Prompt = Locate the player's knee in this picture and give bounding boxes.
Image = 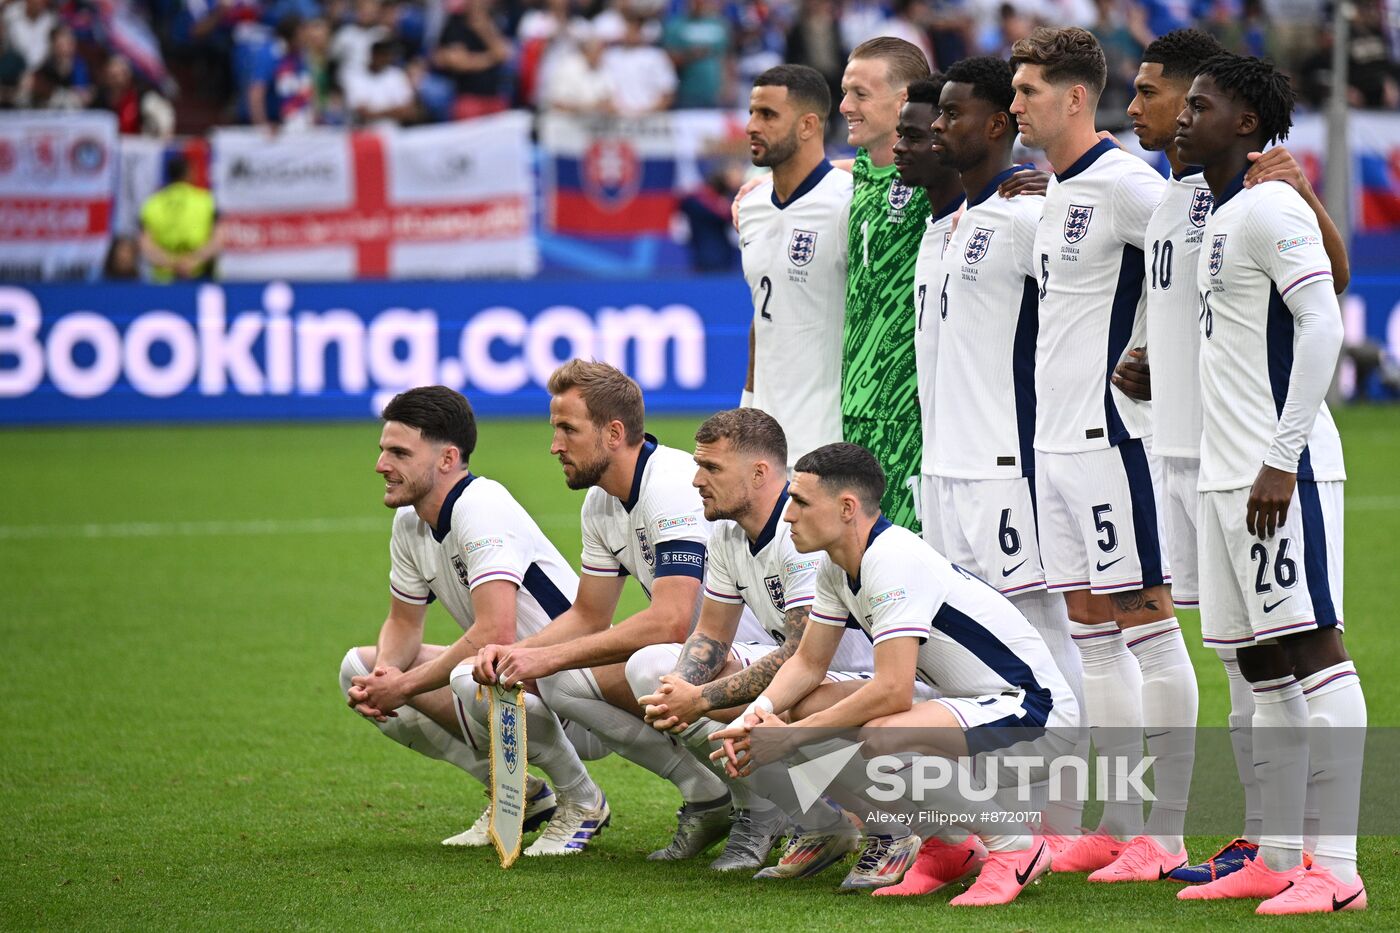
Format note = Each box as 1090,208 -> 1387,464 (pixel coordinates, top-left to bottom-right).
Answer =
623,644 -> 678,701
339,646 -> 372,697
448,660 -> 475,700
538,666 -> 587,713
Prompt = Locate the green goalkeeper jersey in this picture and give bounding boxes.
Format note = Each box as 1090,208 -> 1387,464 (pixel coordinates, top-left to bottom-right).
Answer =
842,149 -> 930,528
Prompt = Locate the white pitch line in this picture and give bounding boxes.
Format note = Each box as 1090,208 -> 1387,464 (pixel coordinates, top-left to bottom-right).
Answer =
0,516 -> 386,541
1348,495 -> 1400,512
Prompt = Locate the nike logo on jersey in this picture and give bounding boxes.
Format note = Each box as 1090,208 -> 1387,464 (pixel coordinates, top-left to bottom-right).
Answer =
736,583 -> 748,591
1014,843 -> 1046,886
610,547 -> 626,556
1263,596 -> 1293,613
1002,560 -> 1028,577
1095,557 -> 1125,572
1145,731 -> 1170,740
1333,889 -> 1364,910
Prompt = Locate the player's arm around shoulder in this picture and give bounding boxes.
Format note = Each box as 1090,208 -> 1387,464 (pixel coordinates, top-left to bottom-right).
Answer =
1109,160 -> 1168,249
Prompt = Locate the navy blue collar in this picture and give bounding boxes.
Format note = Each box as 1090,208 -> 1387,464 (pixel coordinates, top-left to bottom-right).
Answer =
431,472 -> 477,543
1172,164 -> 1204,181
771,160 -> 833,210
931,192 -> 965,223
846,515 -> 894,593
620,434 -> 659,513
1211,167 -> 1249,213
969,164 -> 1033,208
1055,138 -> 1116,182
749,485 -> 789,556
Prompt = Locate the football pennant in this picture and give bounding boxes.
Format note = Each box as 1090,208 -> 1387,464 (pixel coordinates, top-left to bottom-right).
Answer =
485,683 -> 528,868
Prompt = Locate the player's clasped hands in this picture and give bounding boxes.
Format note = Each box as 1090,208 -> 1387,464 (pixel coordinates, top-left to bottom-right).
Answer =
472,643 -> 548,689
638,675 -> 704,733
347,665 -> 409,722
707,708 -> 797,778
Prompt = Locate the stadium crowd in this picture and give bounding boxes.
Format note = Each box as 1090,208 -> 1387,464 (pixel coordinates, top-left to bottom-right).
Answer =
0,0 -> 1396,134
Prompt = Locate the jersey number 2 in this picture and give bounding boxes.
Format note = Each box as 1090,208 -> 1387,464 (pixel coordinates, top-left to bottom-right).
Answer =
759,275 -> 773,321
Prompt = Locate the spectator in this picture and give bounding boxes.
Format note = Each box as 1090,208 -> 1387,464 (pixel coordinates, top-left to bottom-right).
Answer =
540,23 -> 615,112
139,153 -> 222,282
728,0 -> 784,108
602,10 -> 676,113
0,17 -> 29,105
247,15 -> 319,128
40,23 -> 91,107
516,0 -> 579,106
840,0 -> 888,51
663,0 -> 730,108
784,0 -> 845,131
432,0 -> 512,119
344,36 -> 417,121
678,160 -> 742,271
1262,0 -> 1325,77
877,0 -> 936,69
990,1 -> 1033,57
96,55 -> 142,131
1091,0 -> 1149,124
331,0 -> 387,83
3,0 -> 54,71
1299,0 -> 1400,109
104,235 -> 140,281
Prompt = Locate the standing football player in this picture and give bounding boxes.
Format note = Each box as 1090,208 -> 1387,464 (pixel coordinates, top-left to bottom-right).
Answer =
1174,53 -> 1366,915
1010,26 -> 1179,872
738,64 -> 851,469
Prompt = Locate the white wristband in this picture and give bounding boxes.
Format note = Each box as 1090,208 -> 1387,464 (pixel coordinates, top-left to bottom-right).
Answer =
742,695 -> 774,721
740,389 -> 755,408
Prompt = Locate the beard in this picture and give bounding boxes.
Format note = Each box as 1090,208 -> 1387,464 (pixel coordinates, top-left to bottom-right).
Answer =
384,469 -> 433,508
563,445 -> 610,490
706,493 -> 753,523
753,127 -> 800,168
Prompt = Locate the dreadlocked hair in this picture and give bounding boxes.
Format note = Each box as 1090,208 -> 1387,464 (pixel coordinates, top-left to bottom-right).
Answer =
1197,52 -> 1295,144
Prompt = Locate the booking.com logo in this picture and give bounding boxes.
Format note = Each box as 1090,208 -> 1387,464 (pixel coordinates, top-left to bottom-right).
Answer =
786,742 -> 1158,811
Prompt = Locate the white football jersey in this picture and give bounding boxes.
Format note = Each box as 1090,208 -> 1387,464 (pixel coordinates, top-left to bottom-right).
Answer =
1146,170 -> 1214,458
933,169 -> 1043,479
1033,140 -> 1166,453
579,437 -> 773,643
913,194 -> 965,473
1196,176 -> 1346,491
809,519 -> 1072,710
740,161 -> 852,467
705,487 -> 875,671
389,474 -> 578,639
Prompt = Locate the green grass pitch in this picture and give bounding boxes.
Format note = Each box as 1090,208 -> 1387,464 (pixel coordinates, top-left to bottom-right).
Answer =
3,408 -> 1398,930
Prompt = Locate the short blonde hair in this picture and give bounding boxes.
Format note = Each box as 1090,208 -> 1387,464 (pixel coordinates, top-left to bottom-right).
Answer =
547,359 -> 645,445
849,36 -> 931,91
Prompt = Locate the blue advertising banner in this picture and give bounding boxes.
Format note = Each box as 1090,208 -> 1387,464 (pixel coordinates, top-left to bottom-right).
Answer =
0,278 -> 752,424
3,274 -> 1398,424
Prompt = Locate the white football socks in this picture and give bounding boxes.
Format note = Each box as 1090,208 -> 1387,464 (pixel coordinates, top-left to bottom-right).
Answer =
446,663 -> 604,807
1013,590 -> 1085,836
1219,648 -> 1262,842
1069,620 -> 1144,840
1126,617 -> 1197,852
1250,675 -> 1308,872
338,648 -> 491,784
1299,661 -> 1366,884
540,666 -> 729,804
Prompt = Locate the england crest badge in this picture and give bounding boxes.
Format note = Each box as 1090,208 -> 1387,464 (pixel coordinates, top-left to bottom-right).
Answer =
1189,187 -> 1212,228
451,554 -> 471,589
888,179 -> 913,211
764,574 -> 785,613
964,227 -> 994,264
1209,234 -> 1227,275
788,229 -> 817,266
636,529 -> 655,567
1064,204 -> 1094,243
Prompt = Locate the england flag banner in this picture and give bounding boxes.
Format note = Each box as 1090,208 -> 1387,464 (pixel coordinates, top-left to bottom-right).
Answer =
487,684 -> 528,868
0,111 -> 117,281
212,113 -> 537,280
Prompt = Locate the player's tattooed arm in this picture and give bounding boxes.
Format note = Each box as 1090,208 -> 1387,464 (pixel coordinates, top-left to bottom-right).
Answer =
699,607 -> 808,710
674,632 -> 731,685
